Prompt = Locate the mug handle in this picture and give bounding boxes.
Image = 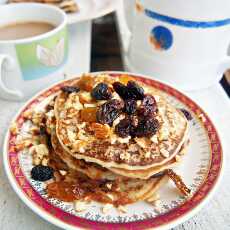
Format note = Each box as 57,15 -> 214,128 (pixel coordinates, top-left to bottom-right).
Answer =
0,54 -> 23,100
117,0 -> 136,53
219,56 -> 230,76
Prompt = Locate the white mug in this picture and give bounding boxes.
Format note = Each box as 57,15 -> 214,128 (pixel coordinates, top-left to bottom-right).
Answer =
122,0 -> 230,91
0,3 -> 68,101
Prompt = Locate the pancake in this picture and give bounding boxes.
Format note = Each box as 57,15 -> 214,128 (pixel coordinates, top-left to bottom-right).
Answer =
50,131 -> 124,180
54,74 -> 188,170
50,127 -> 188,180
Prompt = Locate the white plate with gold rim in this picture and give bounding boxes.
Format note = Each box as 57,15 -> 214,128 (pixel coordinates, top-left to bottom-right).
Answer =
3,71 -> 224,230
67,0 -> 118,24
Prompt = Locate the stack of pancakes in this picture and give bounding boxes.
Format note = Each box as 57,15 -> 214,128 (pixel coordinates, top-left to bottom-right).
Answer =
44,74 -> 190,206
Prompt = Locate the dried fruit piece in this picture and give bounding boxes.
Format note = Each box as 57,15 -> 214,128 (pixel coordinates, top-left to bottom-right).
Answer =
96,99 -> 124,126
31,165 -> 53,181
139,95 -> 157,117
115,116 -> 137,138
119,74 -> 134,84
124,99 -> 137,115
180,108 -> 192,121
113,82 -> 131,99
61,86 -> 80,94
113,80 -> 145,100
79,92 -> 92,104
91,83 -> 112,100
77,75 -> 95,91
91,123 -> 110,139
80,107 -> 97,122
126,81 -> 144,100
135,117 -> 159,137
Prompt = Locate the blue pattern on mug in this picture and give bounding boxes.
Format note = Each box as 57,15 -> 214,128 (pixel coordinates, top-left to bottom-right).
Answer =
150,26 -> 173,50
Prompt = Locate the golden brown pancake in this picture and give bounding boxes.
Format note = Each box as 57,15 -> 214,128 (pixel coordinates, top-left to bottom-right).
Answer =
54,75 -> 188,170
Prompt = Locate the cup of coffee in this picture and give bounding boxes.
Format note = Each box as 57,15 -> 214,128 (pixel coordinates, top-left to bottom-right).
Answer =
122,0 -> 230,91
0,3 -> 68,101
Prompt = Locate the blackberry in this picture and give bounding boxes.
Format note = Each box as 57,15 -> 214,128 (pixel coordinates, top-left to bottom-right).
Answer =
31,165 -> 53,181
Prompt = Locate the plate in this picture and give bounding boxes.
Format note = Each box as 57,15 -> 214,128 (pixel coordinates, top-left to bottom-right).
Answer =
67,0 -> 118,24
3,72 -> 224,230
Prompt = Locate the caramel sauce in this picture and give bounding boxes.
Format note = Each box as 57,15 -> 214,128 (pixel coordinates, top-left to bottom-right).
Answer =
46,173 -> 132,206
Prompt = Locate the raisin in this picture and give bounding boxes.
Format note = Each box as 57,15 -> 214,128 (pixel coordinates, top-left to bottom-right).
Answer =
139,95 -> 157,117
113,82 -> 131,99
113,81 -> 145,100
180,108 -> 192,121
31,165 -> 53,181
96,99 -> 124,126
91,83 -> 112,100
127,81 -> 144,100
115,116 -> 137,138
135,117 -> 159,137
124,99 -> 137,115
61,86 -> 80,94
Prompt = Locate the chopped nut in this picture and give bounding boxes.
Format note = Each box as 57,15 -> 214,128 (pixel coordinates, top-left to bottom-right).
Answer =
120,152 -> 131,161
198,113 -> 206,122
10,122 -> 18,135
145,151 -> 151,158
135,137 -> 148,149
146,193 -> 160,203
84,103 -> 97,108
23,109 -> 32,119
159,126 -> 170,141
34,144 -> 49,157
150,135 -> 158,144
67,129 -> 76,142
117,205 -> 127,214
32,144 -> 49,165
32,112 -> 44,125
74,200 -> 87,212
72,140 -> 87,153
160,148 -> 169,158
106,193 -> 114,201
59,170 -> 67,176
101,203 -> 113,214
41,157 -> 49,166
153,199 -> 161,207
154,95 -> 160,102
105,183 -> 112,190
79,92 -> 92,104
175,155 -> 181,162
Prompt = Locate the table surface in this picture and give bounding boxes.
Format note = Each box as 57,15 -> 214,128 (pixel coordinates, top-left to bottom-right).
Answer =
0,5 -> 230,230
